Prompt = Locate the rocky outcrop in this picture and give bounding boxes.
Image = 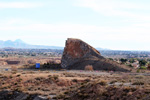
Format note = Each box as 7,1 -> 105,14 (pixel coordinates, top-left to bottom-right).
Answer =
0,90 -> 48,100
61,38 -> 104,68
61,38 -> 129,72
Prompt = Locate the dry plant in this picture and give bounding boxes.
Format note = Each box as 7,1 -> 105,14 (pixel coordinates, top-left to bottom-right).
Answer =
11,66 -> 18,71
27,59 -> 36,64
84,65 -> 94,71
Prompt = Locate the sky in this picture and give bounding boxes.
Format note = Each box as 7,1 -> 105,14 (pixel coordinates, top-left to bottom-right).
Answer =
0,0 -> 150,50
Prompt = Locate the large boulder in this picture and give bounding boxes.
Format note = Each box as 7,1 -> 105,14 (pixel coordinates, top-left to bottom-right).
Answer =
61,38 -> 129,72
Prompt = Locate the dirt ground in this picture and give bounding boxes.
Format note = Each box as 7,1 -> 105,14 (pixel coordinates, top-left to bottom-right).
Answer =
0,69 -> 150,100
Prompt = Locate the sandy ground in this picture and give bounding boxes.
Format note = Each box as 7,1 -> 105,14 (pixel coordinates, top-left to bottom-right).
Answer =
0,68 -> 150,99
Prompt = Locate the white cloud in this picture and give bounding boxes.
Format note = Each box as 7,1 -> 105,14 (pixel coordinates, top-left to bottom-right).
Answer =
0,2 -> 43,8
75,0 -> 150,21
1,18 -> 32,25
0,21 -> 150,50
1,23 -> 150,42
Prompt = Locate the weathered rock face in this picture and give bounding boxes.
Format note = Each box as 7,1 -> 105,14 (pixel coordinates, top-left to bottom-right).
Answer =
61,38 -> 103,68
61,38 -> 129,72
64,38 -> 101,58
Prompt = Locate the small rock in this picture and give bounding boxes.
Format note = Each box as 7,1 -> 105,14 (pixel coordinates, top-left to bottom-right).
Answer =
33,95 -> 48,100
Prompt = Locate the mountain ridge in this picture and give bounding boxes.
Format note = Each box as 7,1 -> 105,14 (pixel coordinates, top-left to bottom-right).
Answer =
0,39 -> 109,50
0,39 -> 63,49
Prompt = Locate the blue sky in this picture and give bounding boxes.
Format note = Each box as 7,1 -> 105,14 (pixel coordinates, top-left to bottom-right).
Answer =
0,0 -> 150,50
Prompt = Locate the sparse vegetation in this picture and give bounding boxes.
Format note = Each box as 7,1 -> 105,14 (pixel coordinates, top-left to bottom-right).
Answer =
84,65 -> 94,71
0,69 -> 149,100
0,48 -> 150,99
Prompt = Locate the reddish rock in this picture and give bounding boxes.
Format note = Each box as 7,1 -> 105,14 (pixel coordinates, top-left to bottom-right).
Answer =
64,38 -> 100,59
61,38 -> 129,72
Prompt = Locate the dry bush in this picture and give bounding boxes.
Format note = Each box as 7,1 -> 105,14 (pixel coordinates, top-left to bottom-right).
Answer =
99,80 -> 107,86
27,59 -> 36,64
132,81 -> 144,85
0,61 -> 7,65
55,60 -> 61,64
84,65 -> 94,71
11,66 -> 18,71
147,64 -> 150,70
46,60 -> 55,64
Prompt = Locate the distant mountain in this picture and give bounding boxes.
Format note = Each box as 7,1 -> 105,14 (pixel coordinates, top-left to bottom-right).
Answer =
96,47 -> 111,50
0,39 -> 64,49
0,39 -> 110,50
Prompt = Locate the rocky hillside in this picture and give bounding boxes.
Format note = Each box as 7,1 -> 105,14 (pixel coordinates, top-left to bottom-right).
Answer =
59,80 -> 149,100
61,38 -> 130,72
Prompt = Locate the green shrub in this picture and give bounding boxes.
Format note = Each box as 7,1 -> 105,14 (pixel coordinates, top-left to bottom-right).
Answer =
128,64 -> 133,68
139,60 -> 147,66
140,66 -> 147,70
72,79 -> 78,82
110,80 -> 117,84
99,80 -> 107,86
137,69 -> 140,73
132,81 -> 144,85
108,58 -> 113,61
53,75 -> 59,80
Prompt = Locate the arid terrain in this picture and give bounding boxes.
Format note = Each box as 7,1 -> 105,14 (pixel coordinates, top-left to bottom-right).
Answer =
1,0 -> 150,99
1,69 -> 150,100
0,39 -> 150,100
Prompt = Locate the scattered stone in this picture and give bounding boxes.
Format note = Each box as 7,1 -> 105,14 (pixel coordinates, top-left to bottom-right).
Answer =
14,93 -> 29,100
33,96 -> 48,100
0,90 -> 48,100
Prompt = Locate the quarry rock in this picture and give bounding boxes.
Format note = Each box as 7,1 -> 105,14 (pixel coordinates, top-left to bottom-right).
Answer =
61,38 -> 129,72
